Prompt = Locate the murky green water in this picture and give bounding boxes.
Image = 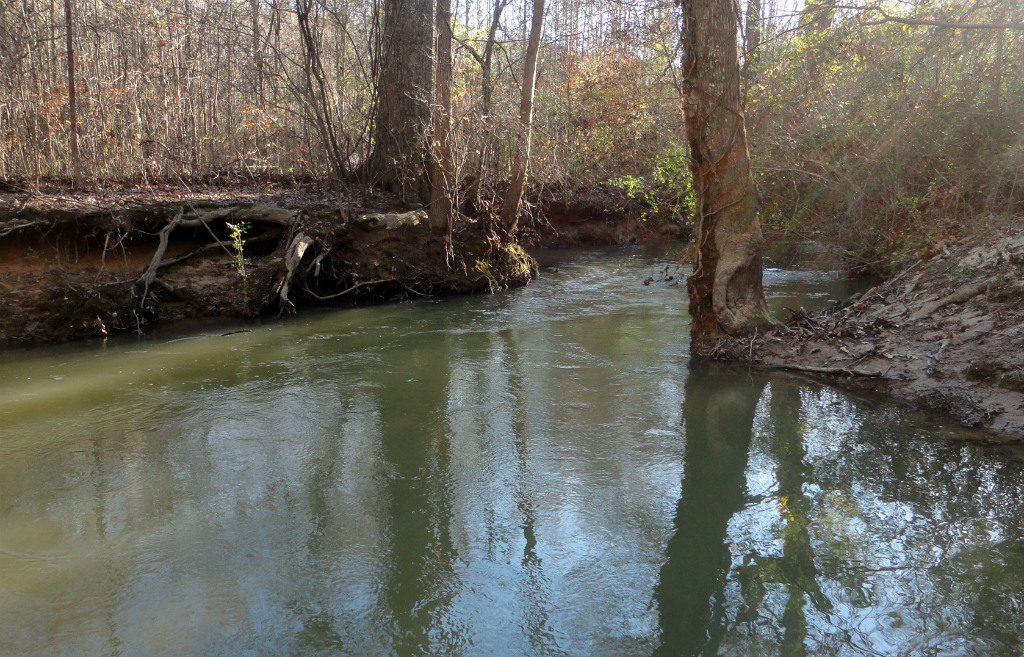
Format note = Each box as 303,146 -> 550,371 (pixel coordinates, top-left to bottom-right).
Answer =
2,249 -> 1023,657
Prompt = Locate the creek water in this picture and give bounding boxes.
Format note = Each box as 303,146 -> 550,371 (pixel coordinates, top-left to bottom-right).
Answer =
1,249 -> 1023,657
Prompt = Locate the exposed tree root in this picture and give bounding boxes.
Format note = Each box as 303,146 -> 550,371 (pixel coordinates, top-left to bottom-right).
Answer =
135,206 -> 184,307
277,233 -> 314,315
301,279 -> 394,301
0,197 -> 535,348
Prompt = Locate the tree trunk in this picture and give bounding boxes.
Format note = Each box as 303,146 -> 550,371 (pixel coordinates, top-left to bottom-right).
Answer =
680,0 -> 772,355
364,0 -> 435,204
428,0 -> 455,230
500,0 -> 545,233
480,0 -> 508,115
743,0 -> 762,79
64,0 -> 81,186
802,0 -> 836,32
467,0 -> 510,206
250,0 -> 264,108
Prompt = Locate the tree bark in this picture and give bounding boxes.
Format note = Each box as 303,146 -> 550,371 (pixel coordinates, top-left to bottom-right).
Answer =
428,0 -> 455,230
743,0 -> 762,79
364,0 -> 435,204
500,0 -> 545,233
64,0 -> 81,186
681,0 -> 772,355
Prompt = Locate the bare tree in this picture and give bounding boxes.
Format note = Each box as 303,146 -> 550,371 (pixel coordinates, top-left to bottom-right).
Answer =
500,0 -> 545,233
64,0 -> 80,185
295,0 -> 351,182
458,0 -> 511,204
429,0 -> 455,230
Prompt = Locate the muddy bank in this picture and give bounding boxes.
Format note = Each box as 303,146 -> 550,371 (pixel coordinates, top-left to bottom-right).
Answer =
0,188 -> 535,347
0,179 -> 687,348
524,184 -> 690,248
725,222 -> 1024,440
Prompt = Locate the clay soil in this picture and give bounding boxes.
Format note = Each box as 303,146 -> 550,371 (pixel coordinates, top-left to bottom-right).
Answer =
738,220 -> 1024,441
0,181 -> 535,347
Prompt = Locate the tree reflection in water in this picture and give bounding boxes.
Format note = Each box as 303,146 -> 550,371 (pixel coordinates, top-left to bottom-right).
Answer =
656,365 -> 1024,656
655,363 -> 766,657
3,251 -> 1024,657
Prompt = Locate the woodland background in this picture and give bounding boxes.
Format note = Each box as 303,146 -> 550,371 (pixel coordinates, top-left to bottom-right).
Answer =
1,0 -> 1022,270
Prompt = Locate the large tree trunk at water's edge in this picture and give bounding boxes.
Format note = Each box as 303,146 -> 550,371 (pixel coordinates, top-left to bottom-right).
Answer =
681,0 -> 772,355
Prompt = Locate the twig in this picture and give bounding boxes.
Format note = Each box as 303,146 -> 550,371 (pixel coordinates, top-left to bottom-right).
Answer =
767,363 -> 885,377
159,240 -> 234,267
399,282 -> 431,297
0,220 -> 44,238
301,279 -> 392,301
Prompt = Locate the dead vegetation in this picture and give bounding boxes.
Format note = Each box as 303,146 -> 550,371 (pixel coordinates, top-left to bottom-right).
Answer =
729,223 -> 1024,439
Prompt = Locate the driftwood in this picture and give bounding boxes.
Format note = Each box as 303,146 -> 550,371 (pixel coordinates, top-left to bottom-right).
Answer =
766,363 -> 886,377
277,233 -> 313,315
909,282 -> 988,321
354,210 -> 426,229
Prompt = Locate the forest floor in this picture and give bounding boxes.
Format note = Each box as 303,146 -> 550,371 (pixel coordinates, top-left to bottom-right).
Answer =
731,217 -> 1024,440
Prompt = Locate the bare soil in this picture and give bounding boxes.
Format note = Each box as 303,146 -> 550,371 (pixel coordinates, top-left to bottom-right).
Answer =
734,222 -> 1024,441
0,182 -> 535,347
531,183 -> 690,248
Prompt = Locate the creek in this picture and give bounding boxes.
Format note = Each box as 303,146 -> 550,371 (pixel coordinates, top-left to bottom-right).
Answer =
1,248 -> 1023,657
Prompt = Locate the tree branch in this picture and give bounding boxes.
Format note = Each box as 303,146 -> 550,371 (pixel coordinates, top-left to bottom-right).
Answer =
836,4 -> 1024,31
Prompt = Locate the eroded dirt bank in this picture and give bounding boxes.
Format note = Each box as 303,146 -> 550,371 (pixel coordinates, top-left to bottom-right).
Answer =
0,186 -> 535,347
730,222 -> 1024,440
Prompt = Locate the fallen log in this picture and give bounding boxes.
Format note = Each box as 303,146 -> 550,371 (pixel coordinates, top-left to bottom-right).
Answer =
354,210 -> 426,229
182,203 -> 297,227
